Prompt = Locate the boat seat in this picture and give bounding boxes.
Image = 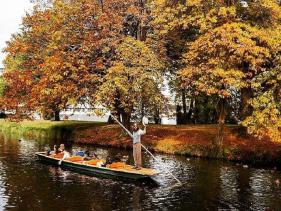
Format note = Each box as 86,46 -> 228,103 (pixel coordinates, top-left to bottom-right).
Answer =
84,159 -> 105,166
66,156 -> 84,162
50,153 -> 64,159
107,162 -> 126,169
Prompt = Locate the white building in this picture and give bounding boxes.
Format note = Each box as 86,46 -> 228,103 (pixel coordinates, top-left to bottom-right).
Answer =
56,76 -> 178,124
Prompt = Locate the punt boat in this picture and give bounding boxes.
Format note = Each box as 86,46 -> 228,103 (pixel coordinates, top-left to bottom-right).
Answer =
36,152 -> 159,184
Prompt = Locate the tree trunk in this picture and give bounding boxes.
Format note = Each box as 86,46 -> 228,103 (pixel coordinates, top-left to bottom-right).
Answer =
98,0 -> 104,12
54,110 -> 60,121
193,100 -> 199,124
113,93 -> 122,123
215,98 -> 227,147
187,98 -> 194,123
121,112 -> 131,131
154,108 -> 161,124
41,109 -> 47,120
41,109 -> 53,120
137,0 -> 147,41
202,96 -> 209,123
240,87 -> 253,121
141,101 -> 145,120
176,105 -> 183,124
181,88 -> 187,124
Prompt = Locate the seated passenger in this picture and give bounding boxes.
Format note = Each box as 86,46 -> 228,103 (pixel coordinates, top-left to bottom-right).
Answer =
49,145 -> 57,156
84,151 -> 99,161
83,151 -> 92,161
58,144 -> 65,153
102,154 -> 122,167
75,150 -> 85,157
58,144 -> 70,165
44,146 -> 50,155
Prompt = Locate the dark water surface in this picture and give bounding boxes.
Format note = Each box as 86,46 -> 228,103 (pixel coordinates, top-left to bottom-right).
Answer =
0,133 -> 281,211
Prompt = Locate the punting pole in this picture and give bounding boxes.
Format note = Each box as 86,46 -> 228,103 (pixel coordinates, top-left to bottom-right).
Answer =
109,114 -> 182,185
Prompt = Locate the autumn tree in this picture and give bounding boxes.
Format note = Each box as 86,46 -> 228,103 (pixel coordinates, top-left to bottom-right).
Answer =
243,56 -> 281,141
97,37 -> 165,129
150,0 -> 214,125
2,0 -> 136,120
0,76 -> 6,116
152,0 -> 281,143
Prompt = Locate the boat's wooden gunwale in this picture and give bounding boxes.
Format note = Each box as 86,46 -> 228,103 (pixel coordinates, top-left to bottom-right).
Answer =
35,152 -> 159,177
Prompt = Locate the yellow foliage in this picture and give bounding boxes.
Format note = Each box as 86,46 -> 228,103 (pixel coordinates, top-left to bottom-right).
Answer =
97,37 -> 166,115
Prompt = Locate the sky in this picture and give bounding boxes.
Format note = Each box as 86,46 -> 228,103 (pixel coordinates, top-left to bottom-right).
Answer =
0,1 -> 34,68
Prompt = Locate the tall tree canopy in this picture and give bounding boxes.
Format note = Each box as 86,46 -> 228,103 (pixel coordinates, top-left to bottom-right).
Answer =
152,0 -> 281,143
2,0 -> 136,120
97,37 -> 165,129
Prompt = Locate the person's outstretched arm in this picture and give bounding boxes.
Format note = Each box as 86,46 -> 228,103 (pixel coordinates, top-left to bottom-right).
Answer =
139,126 -> 146,135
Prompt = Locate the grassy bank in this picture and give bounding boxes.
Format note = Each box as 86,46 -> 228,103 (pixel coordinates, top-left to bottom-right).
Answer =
0,119 -> 103,140
73,124 -> 281,167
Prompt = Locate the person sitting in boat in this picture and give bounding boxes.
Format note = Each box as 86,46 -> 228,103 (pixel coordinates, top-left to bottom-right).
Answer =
58,144 -> 66,153
74,147 -> 85,157
132,122 -> 146,170
48,145 -> 57,155
58,144 -> 70,165
102,153 -> 122,167
84,150 -> 99,161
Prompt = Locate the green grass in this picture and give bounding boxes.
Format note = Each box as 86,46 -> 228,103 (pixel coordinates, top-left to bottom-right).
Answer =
0,119 -> 103,128
0,119 -> 104,140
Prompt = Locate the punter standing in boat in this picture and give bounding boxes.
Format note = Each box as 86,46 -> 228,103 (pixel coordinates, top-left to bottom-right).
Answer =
132,122 -> 146,170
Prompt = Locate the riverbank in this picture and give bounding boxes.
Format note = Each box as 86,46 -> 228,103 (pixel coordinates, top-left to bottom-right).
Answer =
1,120 -> 281,166
74,124 -> 281,167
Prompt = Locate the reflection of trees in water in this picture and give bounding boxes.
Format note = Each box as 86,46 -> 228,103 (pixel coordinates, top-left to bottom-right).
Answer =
190,160 -> 221,209
219,166 -> 240,209
132,186 -> 142,210
249,170 -> 275,210
0,135 -> 22,209
0,137 -> 34,210
0,160 -> 8,209
219,165 -> 281,210
236,167 -> 251,209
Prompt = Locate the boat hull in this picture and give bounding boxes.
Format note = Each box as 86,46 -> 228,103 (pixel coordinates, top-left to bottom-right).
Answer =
36,152 -> 159,184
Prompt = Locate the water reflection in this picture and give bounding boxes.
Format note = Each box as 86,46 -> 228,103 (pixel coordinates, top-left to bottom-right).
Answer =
0,161 -> 8,209
219,166 -> 239,209
0,133 -> 281,210
249,170 -> 275,210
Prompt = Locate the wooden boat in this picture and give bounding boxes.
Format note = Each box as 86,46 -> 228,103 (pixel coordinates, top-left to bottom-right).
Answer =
35,152 -> 159,184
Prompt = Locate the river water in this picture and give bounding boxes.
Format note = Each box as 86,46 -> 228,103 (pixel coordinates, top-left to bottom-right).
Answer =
0,133 -> 281,211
